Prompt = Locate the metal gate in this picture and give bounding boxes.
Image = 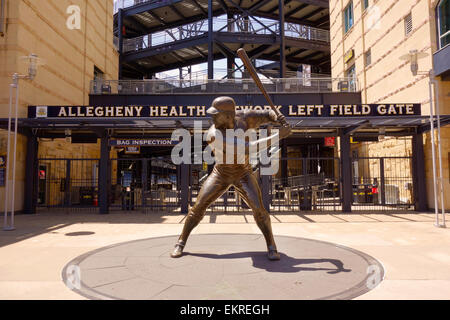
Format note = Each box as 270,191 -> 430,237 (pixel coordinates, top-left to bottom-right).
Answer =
36,156 -> 415,214
110,157 -> 180,212
350,157 -> 414,211
37,158 -> 99,211
270,157 -> 341,212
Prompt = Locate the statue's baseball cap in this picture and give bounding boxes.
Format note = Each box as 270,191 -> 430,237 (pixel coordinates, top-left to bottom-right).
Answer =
206,96 -> 236,115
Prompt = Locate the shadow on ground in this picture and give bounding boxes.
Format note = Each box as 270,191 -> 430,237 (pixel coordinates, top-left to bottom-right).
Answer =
186,251 -> 352,274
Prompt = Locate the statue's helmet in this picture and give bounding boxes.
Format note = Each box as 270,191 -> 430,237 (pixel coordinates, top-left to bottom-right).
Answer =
206,96 -> 236,115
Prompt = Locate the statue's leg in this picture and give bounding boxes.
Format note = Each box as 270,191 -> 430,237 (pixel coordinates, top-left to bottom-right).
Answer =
234,171 -> 280,260
171,169 -> 229,257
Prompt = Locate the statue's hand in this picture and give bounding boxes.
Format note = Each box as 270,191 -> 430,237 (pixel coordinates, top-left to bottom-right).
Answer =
277,114 -> 287,125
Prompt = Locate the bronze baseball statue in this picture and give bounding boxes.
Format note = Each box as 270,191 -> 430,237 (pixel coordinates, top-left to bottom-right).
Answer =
171,50 -> 292,261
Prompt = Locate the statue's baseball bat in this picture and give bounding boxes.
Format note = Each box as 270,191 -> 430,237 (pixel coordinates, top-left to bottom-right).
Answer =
237,48 -> 289,127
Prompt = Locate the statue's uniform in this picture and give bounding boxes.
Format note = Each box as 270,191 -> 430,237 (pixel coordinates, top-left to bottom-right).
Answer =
178,109 -> 278,251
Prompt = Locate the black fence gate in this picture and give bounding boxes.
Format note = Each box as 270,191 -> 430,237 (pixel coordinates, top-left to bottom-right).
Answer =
37,158 -> 99,211
270,157 -> 341,212
110,157 -> 181,212
36,156 -> 415,214
350,157 -> 414,211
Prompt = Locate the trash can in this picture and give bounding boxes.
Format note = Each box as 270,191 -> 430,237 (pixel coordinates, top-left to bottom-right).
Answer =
298,189 -> 312,210
372,179 -> 379,204
122,186 -> 135,210
352,185 -> 359,203
365,184 -> 373,203
80,187 -> 94,205
357,185 -> 366,203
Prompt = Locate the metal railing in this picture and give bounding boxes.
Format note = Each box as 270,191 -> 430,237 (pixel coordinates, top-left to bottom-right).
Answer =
121,18 -> 330,53
155,68 -> 331,80
90,77 -> 359,95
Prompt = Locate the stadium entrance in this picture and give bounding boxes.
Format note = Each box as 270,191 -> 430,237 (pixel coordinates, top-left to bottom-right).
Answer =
23,100 -> 432,215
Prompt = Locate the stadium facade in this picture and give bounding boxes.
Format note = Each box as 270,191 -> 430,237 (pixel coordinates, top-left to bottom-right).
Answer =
0,0 -> 448,215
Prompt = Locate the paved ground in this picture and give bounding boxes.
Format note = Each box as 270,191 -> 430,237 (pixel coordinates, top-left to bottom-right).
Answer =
62,234 -> 383,300
0,211 -> 449,300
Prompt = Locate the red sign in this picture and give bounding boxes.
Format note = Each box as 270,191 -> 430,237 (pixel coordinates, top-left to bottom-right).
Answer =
324,137 -> 335,147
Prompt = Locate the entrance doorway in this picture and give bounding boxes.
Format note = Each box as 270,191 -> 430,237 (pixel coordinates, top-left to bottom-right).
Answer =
110,145 -> 180,212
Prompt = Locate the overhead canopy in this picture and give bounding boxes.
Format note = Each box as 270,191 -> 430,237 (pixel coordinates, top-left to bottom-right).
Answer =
2,103 -> 447,138
4,115 -> 449,138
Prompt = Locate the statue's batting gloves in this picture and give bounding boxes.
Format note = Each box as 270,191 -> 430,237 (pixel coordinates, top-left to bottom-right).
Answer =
277,114 -> 286,124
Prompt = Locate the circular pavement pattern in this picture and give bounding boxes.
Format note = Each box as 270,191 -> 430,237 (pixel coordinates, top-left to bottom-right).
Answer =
62,234 -> 384,300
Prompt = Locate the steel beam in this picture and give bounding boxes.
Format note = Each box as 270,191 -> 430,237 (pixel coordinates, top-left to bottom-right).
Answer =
208,0 -> 214,79
180,164 -> 189,213
146,52 -> 224,74
99,130 -> 110,214
64,160 -> 71,207
190,0 -> 207,14
118,8 -> 124,79
122,0 -> 183,17
412,132 -> 428,211
169,4 -> 185,19
123,34 -> 208,62
24,129 -> 38,214
342,120 -> 370,135
261,168 -> 271,212
286,3 -> 308,17
300,7 -> 324,20
124,10 -> 224,38
340,131 -> 352,212
293,0 -> 329,8
380,157 -> 386,205
279,0 -> 286,78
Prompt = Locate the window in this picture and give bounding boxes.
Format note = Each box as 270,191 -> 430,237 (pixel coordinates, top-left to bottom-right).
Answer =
346,64 -> 357,91
346,64 -> 356,78
437,0 -> 450,48
362,0 -> 369,11
94,66 -> 104,81
404,13 -> 413,36
344,1 -> 354,34
365,49 -> 372,67
93,66 -> 105,93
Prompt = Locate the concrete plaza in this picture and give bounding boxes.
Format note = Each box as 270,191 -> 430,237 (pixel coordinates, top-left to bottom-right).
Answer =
0,210 -> 449,300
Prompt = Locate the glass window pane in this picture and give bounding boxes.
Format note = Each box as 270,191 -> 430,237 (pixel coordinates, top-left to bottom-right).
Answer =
363,0 -> 369,10
344,1 -> 354,33
439,0 -> 450,47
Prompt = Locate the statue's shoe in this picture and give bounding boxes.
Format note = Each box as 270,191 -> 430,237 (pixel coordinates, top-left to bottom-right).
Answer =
267,245 -> 280,261
170,240 -> 186,258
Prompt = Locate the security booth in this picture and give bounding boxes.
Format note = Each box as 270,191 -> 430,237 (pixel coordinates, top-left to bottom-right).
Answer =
11,100 -> 448,215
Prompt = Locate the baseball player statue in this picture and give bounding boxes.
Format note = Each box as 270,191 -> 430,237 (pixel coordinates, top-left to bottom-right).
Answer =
171,96 -> 292,260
